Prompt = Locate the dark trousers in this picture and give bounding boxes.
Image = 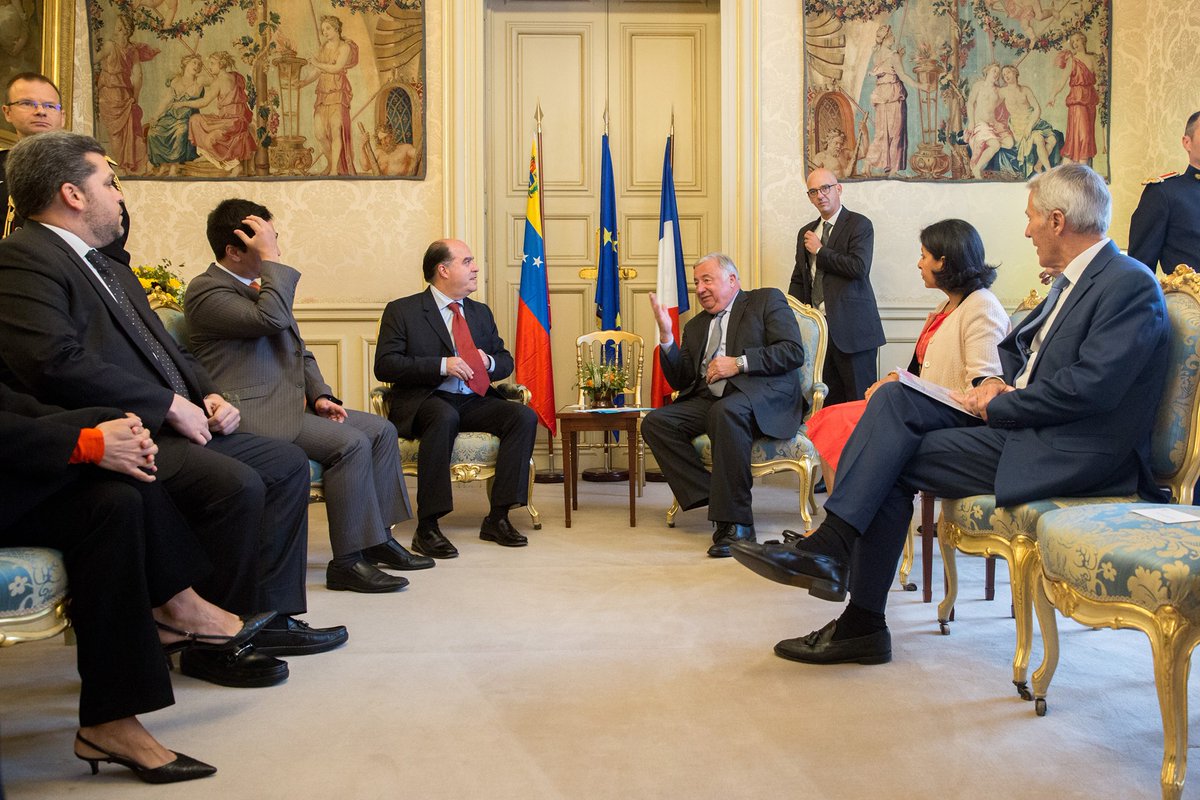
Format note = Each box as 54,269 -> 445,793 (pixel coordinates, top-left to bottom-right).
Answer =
641,387 -> 762,525
408,391 -> 538,521
823,343 -> 878,405
1,476 -> 208,726
156,431 -> 310,617
824,381 -> 1003,614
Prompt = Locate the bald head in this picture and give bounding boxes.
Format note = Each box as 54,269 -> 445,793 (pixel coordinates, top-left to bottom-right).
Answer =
806,168 -> 843,219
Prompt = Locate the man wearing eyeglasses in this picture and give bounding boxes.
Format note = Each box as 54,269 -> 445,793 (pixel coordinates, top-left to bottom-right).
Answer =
788,168 -> 885,406
1,72 -> 132,265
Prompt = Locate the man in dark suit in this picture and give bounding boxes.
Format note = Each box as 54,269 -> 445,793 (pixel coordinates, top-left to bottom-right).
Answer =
1128,110 -> 1200,274
0,131 -> 346,686
788,168 -> 885,405
735,164 -> 1171,666
375,238 -> 538,558
186,198 -> 428,594
643,253 -> 805,558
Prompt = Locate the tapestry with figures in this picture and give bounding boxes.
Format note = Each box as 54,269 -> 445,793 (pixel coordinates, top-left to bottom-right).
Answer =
85,0 -> 425,179
804,0 -> 1111,182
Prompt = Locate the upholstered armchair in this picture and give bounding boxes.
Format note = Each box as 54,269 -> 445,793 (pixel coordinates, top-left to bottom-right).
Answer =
150,296 -> 326,503
370,384 -> 541,529
0,548 -> 70,647
665,296 -> 828,530
1028,266 -> 1200,799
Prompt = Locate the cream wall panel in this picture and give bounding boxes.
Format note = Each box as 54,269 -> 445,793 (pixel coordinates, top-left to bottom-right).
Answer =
294,306 -> 386,413
508,214 -> 593,265
624,213 -> 705,264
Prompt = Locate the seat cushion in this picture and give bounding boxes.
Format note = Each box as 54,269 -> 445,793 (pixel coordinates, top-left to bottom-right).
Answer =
1038,504 -> 1200,620
940,494 -> 1137,542
690,432 -> 818,468
308,459 -> 324,484
0,548 -> 68,619
398,432 -> 501,468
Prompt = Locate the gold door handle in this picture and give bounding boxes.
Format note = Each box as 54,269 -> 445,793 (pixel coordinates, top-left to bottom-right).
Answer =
578,267 -> 638,280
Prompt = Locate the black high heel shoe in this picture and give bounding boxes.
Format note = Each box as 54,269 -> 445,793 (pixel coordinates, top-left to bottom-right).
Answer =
159,610 -> 277,655
74,732 -> 217,784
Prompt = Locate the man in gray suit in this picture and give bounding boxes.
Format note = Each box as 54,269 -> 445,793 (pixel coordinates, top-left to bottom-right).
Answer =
186,198 -> 431,594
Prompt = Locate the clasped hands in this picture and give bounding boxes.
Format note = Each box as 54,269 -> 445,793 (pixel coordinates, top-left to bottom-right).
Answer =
97,413 -> 158,482
445,350 -> 489,381
166,393 -> 241,444
949,378 -> 1013,421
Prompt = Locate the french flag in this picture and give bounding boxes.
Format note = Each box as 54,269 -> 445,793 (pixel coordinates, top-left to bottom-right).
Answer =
651,135 -> 689,407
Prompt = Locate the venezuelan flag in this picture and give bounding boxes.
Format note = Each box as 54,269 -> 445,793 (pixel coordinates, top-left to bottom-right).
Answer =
515,138 -> 556,434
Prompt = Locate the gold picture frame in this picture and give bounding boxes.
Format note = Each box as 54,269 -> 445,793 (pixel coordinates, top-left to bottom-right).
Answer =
0,0 -> 74,146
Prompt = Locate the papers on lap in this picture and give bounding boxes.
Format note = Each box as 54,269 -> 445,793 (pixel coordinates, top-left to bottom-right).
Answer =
895,368 -> 981,418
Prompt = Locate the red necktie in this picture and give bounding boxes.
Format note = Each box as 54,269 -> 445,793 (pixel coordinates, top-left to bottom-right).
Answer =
449,302 -> 490,396
248,280 -> 261,292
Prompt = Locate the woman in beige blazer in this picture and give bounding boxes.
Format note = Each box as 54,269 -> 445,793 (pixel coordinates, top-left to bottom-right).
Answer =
810,219 -> 1009,484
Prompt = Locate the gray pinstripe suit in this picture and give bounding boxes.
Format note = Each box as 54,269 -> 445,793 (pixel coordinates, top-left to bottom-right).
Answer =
185,260 -> 412,556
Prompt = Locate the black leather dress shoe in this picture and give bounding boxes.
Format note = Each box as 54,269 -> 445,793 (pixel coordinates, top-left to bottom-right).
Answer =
707,522 -> 756,558
179,645 -> 289,688
252,616 -> 349,657
480,516 -> 528,547
774,619 -> 891,665
326,560 -> 409,593
412,524 -> 459,559
729,540 -> 849,601
363,538 -> 435,570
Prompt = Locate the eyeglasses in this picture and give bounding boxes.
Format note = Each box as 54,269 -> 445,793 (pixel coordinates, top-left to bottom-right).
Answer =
4,99 -> 63,112
806,183 -> 838,198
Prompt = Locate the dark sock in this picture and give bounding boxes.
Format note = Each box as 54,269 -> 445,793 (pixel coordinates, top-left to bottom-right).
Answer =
263,615 -> 293,631
486,507 -> 509,523
331,552 -> 362,568
417,517 -> 438,531
795,511 -> 857,562
832,602 -> 887,640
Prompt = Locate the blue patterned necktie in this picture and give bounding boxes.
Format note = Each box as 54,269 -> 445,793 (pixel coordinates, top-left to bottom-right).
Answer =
85,249 -> 190,396
1014,274 -> 1071,380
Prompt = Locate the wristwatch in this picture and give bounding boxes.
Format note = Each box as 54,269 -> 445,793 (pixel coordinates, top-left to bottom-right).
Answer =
736,355 -> 748,373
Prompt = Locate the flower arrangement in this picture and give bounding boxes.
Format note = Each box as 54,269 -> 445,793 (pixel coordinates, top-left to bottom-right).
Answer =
577,358 -> 629,407
133,258 -> 187,306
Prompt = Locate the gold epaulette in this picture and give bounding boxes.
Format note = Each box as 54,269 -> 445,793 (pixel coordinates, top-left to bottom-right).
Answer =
105,155 -> 125,193
1142,171 -> 1179,185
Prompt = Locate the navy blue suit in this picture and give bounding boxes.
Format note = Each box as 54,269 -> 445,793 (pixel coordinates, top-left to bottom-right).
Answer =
789,208 -> 885,404
1128,164 -> 1200,273
824,241 -> 1170,613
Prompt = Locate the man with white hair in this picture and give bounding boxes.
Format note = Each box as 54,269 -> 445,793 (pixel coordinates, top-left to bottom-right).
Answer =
735,164 -> 1171,666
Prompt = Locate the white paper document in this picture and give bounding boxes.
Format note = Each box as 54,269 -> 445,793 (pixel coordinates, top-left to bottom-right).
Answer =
894,368 -> 981,418
1130,507 -> 1200,524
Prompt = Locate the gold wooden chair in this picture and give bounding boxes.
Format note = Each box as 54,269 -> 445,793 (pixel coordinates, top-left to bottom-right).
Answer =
0,548 -> 70,647
664,296 -> 828,529
1030,266 -> 1200,799
370,384 -> 541,529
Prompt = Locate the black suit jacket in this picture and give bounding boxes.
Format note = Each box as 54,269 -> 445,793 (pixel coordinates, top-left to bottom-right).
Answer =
1128,164 -> 1200,273
660,287 -> 805,439
0,383 -> 119,533
0,221 -> 216,435
789,207 -> 885,354
374,287 -> 515,437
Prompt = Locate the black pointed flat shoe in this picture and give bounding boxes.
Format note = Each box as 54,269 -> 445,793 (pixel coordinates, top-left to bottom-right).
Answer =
159,610 -> 277,655
74,732 -> 217,784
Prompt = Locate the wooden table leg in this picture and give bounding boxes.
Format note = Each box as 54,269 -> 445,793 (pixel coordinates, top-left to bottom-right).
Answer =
627,419 -> 636,526
563,427 -> 573,528
570,430 -> 579,510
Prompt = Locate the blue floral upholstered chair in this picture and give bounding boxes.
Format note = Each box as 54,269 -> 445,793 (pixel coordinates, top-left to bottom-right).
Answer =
370,384 -> 541,530
0,548 -> 70,647
1028,266 -> 1200,800
664,296 -> 828,531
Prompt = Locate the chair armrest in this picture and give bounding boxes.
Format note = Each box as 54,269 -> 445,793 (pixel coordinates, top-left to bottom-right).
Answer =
370,383 -> 530,416
370,386 -> 390,418
805,381 -> 828,421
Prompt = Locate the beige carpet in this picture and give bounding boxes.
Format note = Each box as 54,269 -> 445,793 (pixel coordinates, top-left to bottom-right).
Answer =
0,476 -> 1188,799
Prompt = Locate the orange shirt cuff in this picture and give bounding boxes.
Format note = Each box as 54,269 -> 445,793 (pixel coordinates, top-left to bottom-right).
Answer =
69,428 -> 106,465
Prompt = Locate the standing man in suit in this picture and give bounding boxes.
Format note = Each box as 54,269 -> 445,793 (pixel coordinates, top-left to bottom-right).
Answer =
1,72 -> 131,264
0,131 -> 346,686
375,238 -> 538,558
185,198 -> 429,594
642,253 -> 805,558
1128,110 -> 1200,273
789,168 -> 885,405
734,164 -> 1170,666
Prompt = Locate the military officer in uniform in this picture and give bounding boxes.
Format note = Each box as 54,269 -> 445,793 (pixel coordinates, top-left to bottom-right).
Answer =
1128,110 -> 1200,274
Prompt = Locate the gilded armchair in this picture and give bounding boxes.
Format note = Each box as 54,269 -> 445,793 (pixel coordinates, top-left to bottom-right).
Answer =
370,384 -> 541,529
0,548 -> 70,646
1029,266 -> 1200,799
665,296 -> 828,530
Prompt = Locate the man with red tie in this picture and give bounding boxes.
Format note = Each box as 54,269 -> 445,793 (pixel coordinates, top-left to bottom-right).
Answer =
375,239 -> 538,557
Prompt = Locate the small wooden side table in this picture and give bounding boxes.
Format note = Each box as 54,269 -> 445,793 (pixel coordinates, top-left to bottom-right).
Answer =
557,407 -> 640,528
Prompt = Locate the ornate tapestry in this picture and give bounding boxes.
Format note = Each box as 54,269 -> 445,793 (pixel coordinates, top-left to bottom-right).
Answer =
804,0 -> 1111,182
84,0 -> 425,179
